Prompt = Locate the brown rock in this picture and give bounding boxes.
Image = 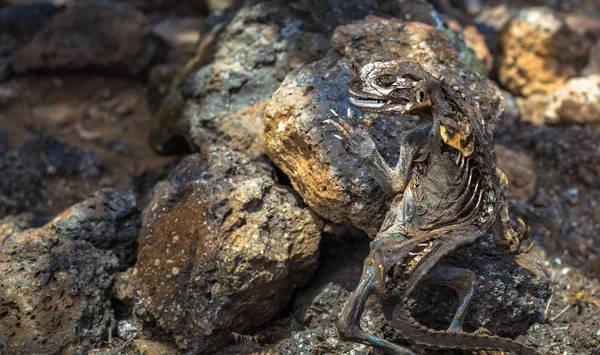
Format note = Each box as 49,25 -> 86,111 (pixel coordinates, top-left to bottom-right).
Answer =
133,146 -> 322,353
497,7 -> 590,97
0,238 -> 118,354
496,145 -> 537,202
265,17 -> 505,235
13,2 -> 157,76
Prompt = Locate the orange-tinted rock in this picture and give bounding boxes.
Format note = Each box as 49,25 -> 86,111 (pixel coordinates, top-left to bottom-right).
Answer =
265,17 -> 505,235
497,7 -> 590,97
134,146 -> 322,352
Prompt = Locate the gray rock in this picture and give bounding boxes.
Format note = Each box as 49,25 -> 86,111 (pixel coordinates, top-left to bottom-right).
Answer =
265,16 -> 505,235
133,145 -> 322,353
273,327 -> 373,355
1,188 -> 140,267
45,188 -> 141,267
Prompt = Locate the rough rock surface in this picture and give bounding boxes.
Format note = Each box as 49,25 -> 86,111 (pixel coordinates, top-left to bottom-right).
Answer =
497,7 -> 590,97
0,223 -> 118,354
265,16 -> 505,235
148,0 -> 486,158
148,0 -> 335,156
0,186 -> 143,353
134,146 -> 322,353
405,237 -> 550,336
13,2 -> 157,76
45,189 -> 140,267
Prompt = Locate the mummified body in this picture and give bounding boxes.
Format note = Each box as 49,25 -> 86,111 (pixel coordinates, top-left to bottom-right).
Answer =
326,61 -> 538,355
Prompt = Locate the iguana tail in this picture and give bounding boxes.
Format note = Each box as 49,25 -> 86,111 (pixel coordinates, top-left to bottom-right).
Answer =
389,308 -> 540,355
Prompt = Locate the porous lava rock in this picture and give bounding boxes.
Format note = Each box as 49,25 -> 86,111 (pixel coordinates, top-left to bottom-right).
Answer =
264,16 -> 505,235
44,188 -> 141,267
13,2 -> 157,76
133,146 -> 322,353
0,201 -> 124,355
148,0 -> 486,158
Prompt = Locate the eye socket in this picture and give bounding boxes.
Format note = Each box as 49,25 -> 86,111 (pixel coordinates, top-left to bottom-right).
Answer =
376,74 -> 397,87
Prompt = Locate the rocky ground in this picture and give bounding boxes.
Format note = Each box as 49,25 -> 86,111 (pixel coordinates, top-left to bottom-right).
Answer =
0,0 -> 599,354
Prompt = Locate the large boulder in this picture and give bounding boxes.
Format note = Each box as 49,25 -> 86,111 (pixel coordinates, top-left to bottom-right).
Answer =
133,146 -> 322,353
264,16 -> 505,235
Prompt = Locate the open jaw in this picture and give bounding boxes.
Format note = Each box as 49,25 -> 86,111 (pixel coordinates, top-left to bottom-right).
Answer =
348,95 -> 388,109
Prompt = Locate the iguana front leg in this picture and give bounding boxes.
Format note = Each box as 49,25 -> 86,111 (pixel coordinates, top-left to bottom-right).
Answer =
490,169 -> 533,254
325,109 -> 418,196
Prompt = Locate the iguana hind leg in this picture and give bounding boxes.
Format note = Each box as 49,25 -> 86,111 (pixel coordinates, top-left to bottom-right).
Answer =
424,265 -> 476,333
491,169 -> 533,254
337,256 -> 416,355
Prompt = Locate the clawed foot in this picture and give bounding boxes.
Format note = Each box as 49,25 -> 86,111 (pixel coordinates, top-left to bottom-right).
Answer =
498,218 -> 533,255
324,108 -> 376,160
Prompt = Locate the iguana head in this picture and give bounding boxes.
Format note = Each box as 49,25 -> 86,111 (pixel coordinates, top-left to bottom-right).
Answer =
347,60 -> 433,115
